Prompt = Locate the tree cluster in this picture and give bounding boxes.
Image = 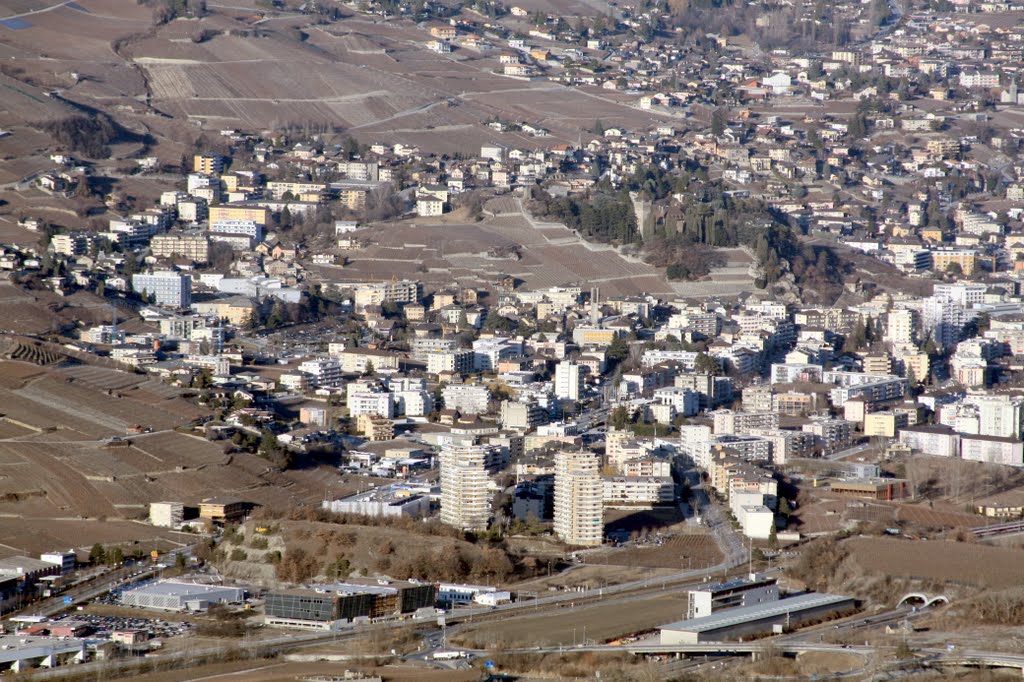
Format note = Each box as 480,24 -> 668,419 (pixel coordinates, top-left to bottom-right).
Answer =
37,114 -> 127,159
531,191 -> 638,244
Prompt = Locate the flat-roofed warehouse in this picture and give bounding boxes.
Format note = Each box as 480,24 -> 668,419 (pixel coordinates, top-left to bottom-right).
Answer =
120,580 -> 246,611
265,581 -> 437,630
0,635 -> 85,673
659,593 -> 857,644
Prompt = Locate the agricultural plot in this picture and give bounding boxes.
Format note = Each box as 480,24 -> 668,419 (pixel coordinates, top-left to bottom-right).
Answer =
846,537 -> 1024,589
0,442 -> 114,517
336,205 -> 677,297
0,518 -> 186,560
57,365 -> 148,392
0,360 -> 45,389
587,533 -> 722,570
0,3 -> 150,62
0,419 -> 37,439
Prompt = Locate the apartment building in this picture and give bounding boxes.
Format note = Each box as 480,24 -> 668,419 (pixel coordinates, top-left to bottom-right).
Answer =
553,450 -> 603,546
603,476 -> 675,509
193,154 -> 224,175
712,410 -> 780,436
297,358 -> 343,388
334,347 -> 400,374
443,384 -> 491,415
151,233 -> 210,262
132,271 -> 191,307
427,349 -> 474,375
208,205 -> 271,228
898,424 -> 960,458
351,280 -> 422,310
439,444 -> 500,530
553,360 -> 584,401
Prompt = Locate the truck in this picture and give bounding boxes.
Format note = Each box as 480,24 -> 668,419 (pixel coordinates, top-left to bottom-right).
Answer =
432,650 -> 466,660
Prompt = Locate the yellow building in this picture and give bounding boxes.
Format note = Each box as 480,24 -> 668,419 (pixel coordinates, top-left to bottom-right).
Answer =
265,181 -> 327,199
573,327 -> 617,346
209,205 -> 271,227
920,228 -> 944,242
899,352 -> 930,384
199,497 -> 247,523
357,414 -> 394,441
926,138 -> 960,158
339,188 -> 368,211
772,391 -> 815,415
931,247 -> 976,275
193,154 -> 224,175
863,411 -> 908,438
861,353 -> 893,375
193,297 -> 257,326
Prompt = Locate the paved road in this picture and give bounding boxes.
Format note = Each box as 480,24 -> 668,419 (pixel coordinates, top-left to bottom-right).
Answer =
826,441 -> 873,461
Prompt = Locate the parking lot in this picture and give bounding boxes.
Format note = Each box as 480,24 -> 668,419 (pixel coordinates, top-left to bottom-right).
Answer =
54,611 -> 192,639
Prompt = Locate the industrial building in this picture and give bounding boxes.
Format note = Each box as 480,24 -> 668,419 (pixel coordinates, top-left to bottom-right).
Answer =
39,551 -> 76,575
120,581 -> 246,611
659,593 -> 857,644
198,497 -> 248,523
149,501 -> 185,528
264,581 -> 437,630
322,487 -> 430,519
0,635 -> 85,673
687,575 -> 780,619
437,583 -> 499,606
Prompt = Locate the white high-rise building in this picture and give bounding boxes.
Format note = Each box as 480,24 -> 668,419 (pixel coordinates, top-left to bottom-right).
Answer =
553,360 -> 584,401
553,450 -> 603,546
439,444 -> 497,530
968,394 -> 1024,439
921,295 -> 974,349
885,308 -> 916,345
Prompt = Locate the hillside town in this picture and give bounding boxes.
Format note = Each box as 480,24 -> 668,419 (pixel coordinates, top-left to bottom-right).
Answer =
6,0 -> 1024,678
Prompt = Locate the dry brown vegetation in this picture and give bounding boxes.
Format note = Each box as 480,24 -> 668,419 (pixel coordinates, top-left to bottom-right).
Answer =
785,533 -> 1024,612
219,516 -> 543,586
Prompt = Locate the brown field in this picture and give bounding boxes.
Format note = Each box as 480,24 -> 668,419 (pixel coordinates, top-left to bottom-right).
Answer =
791,493 -> 989,537
0,360 -> 349,524
845,537 -> 1024,589
131,661 -> 479,682
321,200 -> 677,298
453,590 -> 691,647
0,518 -> 189,559
586,533 -> 723,570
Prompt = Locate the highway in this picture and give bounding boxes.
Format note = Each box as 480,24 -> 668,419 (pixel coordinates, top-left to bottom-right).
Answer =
972,518 -> 1024,539
6,546 -> 196,621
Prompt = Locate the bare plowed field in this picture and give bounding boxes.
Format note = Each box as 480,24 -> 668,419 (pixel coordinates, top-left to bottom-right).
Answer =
0,518 -> 187,559
846,537 -> 1024,589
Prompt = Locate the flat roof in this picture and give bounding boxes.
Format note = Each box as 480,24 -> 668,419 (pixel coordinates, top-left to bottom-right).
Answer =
0,635 -> 84,664
660,593 -> 854,634
0,556 -> 57,572
274,582 -> 400,597
699,575 -> 776,594
124,581 -> 244,598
